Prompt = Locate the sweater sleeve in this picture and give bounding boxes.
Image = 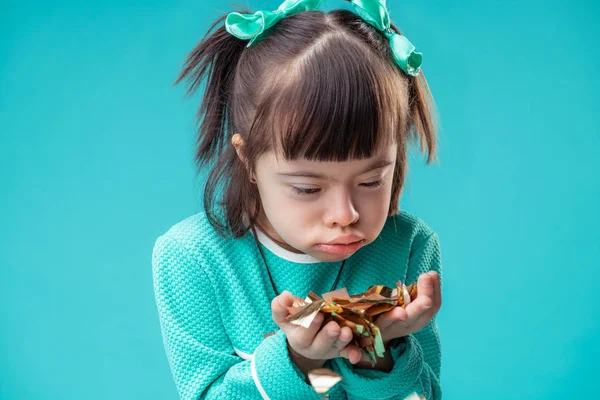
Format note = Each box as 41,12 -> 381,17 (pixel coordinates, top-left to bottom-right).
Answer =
326,231 -> 443,400
151,234 -> 324,400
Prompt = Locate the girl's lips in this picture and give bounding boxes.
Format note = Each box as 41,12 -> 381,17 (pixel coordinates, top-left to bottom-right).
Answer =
315,240 -> 364,255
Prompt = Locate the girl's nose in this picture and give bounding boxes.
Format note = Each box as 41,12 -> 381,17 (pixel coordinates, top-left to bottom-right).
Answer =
323,189 -> 359,227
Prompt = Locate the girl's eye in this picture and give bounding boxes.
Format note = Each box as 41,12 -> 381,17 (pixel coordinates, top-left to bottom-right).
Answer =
292,187 -> 320,196
292,180 -> 383,196
360,180 -> 384,188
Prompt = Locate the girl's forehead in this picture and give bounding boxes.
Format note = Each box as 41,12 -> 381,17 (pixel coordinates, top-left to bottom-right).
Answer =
261,143 -> 397,174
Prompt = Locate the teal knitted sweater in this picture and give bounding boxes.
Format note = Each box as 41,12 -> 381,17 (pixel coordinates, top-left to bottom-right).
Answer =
151,210 -> 443,400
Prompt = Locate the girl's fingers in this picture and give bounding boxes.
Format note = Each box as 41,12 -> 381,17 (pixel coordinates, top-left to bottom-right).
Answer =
376,306 -> 408,331
284,314 -> 325,351
339,344 -> 362,364
271,290 -> 296,327
408,273 -> 442,330
376,273 -> 437,330
403,296 -> 432,325
403,274 -> 434,324
332,326 -> 354,350
332,326 -> 361,363
428,271 -> 442,312
416,272 -> 435,307
272,291 -> 324,344
309,320 -> 344,355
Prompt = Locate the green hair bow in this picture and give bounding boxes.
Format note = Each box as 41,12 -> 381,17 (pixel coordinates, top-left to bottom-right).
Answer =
225,0 -> 325,47
225,0 -> 423,76
345,0 -> 422,76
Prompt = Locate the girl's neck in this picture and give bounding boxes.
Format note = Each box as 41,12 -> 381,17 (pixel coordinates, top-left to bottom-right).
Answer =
254,211 -> 304,255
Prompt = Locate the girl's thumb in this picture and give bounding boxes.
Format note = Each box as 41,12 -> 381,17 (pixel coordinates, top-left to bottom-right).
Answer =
272,291 -> 292,324
277,291 -> 288,307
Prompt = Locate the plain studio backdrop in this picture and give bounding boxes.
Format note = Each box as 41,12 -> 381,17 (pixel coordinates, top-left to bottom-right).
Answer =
1,0 -> 598,399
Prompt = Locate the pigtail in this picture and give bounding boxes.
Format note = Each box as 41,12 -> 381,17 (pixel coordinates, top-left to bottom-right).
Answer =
407,73 -> 439,164
173,10 -> 253,236
173,11 -> 247,167
382,21 -> 438,166
387,73 -> 439,216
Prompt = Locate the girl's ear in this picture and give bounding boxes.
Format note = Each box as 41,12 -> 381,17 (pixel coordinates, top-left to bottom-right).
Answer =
231,133 -> 255,182
231,133 -> 247,164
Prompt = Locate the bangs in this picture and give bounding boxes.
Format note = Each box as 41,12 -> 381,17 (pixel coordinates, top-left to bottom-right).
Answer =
249,33 -> 409,162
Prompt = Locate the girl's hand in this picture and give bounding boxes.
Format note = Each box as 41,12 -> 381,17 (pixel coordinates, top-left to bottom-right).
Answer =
271,290 -> 363,365
373,271 -> 442,349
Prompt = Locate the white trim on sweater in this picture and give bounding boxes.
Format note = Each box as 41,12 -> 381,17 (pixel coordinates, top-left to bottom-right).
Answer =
233,346 -> 253,361
250,348 -> 271,400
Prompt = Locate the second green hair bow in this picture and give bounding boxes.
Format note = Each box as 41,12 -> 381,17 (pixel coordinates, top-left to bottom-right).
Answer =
344,0 -> 422,76
225,0 -> 423,76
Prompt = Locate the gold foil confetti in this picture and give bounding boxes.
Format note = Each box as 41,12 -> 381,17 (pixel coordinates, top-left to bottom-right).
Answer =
306,368 -> 342,394
285,280 -> 418,367
403,392 -> 427,400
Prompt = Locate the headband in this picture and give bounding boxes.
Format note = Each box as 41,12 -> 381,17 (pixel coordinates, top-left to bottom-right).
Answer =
224,0 -> 423,76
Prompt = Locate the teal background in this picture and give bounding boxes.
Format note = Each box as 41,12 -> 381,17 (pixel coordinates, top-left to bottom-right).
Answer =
1,0 -> 598,399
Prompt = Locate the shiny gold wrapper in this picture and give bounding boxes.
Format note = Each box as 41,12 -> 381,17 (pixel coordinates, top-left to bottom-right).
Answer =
306,368 -> 342,394
403,392 -> 427,400
285,280 -> 418,367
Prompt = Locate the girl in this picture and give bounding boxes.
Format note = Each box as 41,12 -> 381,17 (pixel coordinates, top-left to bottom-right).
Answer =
152,1 -> 443,399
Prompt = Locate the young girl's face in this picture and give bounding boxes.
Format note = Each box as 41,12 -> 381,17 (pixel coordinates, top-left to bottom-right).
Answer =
252,142 -> 397,262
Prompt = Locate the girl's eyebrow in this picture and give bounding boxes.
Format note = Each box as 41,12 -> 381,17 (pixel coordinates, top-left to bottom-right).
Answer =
277,159 -> 394,179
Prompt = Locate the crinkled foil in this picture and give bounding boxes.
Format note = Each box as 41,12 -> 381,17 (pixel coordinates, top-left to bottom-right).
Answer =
286,280 -> 418,367
307,368 -> 342,394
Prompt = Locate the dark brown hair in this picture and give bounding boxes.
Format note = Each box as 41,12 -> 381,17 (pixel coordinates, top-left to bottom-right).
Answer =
174,7 -> 438,238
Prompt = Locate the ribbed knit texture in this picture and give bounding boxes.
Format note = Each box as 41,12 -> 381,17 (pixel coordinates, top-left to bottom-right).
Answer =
152,210 -> 443,400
